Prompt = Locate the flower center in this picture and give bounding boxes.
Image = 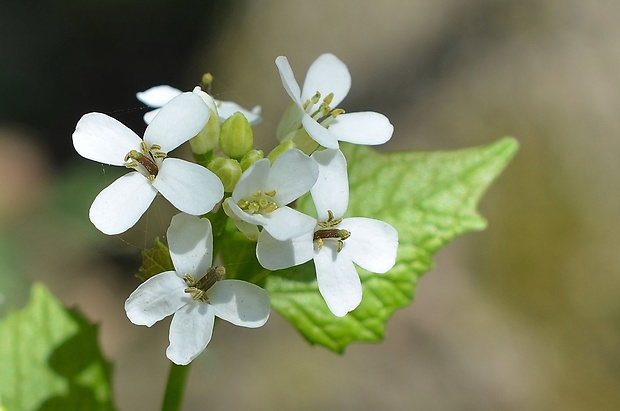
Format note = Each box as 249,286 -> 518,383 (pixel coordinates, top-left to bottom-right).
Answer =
303,91 -> 345,129
124,141 -> 167,182
183,266 -> 226,302
314,210 -> 350,252
237,190 -> 278,214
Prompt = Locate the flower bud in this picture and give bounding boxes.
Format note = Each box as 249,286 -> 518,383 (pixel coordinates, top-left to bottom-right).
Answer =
189,87 -> 220,160
240,149 -> 264,171
219,112 -> 253,160
207,157 -> 242,193
190,110 -> 220,155
267,140 -> 296,163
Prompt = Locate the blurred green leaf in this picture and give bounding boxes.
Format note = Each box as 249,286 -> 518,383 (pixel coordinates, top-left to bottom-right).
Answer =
0,283 -> 116,411
263,138 -> 518,352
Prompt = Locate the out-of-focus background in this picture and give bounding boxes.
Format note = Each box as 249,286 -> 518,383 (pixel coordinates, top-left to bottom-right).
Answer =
2,0 -> 619,409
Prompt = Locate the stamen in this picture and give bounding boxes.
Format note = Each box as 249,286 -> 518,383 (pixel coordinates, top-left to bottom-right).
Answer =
184,266 -> 226,302
313,228 -> 351,252
238,190 -> 278,214
125,150 -> 159,177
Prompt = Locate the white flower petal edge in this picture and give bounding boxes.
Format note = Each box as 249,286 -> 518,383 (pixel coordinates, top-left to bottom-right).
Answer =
153,158 -> 224,216
267,147 -> 320,205
73,113 -> 143,166
89,172 -> 158,235
167,212 -> 213,278
314,246 -> 362,317
144,92 -> 210,153
167,303 -> 214,365
311,149 -> 349,220
328,112 -> 394,146
209,280 -> 270,327
275,56 -> 303,106
340,217 -> 398,274
261,206 -> 318,241
300,53 -> 351,106
137,85 -> 182,107
125,271 -> 189,327
256,230 -> 314,271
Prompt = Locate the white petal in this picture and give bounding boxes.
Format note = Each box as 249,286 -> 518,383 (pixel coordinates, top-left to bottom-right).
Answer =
216,100 -> 263,125
275,56 -> 303,107
73,112 -> 142,165
167,303 -> 214,365
153,158 -> 224,215
124,271 -> 189,327
167,213 -> 213,277
340,217 -> 398,273
143,109 -> 160,125
314,247 -> 362,317
256,230 -> 314,270
301,53 -> 351,107
262,206 -> 317,241
191,86 -> 219,113
302,114 -> 339,149
136,85 -> 181,107
143,92 -> 210,152
268,149 -> 319,205
209,280 -> 270,328
89,172 -> 157,235
222,198 -> 264,229
311,149 -> 349,220
232,158 -> 271,201
328,112 -> 394,146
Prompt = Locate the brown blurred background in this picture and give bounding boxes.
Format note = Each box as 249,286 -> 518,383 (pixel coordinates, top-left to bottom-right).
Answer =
1,0 -> 619,410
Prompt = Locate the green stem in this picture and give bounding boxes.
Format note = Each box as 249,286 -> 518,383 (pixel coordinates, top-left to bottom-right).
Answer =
161,362 -> 191,411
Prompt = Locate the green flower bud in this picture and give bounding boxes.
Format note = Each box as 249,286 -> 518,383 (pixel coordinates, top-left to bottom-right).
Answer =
267,140 -> 296,163
219,112 -> 253,160
240,149 -> 264,171
207,157 -> 242,193
190,108 -> 220,155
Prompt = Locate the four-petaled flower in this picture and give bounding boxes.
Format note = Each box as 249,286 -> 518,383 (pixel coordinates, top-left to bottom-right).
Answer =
125,213 -> 271,365
256,149 -> 398,317
72,92 -> 225,235
275,53 -> 394,150
223,148 -> 319,242
137,85 -> 262,125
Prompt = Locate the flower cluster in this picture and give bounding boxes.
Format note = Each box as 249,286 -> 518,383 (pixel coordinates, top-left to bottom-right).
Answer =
72,53 -> 398,364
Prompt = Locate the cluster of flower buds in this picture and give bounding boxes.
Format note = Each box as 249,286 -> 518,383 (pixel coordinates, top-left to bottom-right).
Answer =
72,53 -> 399,365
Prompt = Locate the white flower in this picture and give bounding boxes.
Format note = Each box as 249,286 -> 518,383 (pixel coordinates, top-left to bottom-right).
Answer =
256,149 -> 398,317
137,85 -> 262,125
73,92 -> 224,235
125,213 -> 270,365
275,53 -> 394,150
223,149 -> 319,242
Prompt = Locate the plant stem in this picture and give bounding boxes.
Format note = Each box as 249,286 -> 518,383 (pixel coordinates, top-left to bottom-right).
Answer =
161,362 -> 191,411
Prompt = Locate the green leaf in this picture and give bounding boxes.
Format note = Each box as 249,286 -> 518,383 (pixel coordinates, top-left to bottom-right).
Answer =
264,137 -> 519,352
0,283 -> 116,411
137,238 -> 175,281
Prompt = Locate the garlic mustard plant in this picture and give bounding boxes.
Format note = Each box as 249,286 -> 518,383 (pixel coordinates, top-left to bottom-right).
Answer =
72,92 -> 225,235
125,213 -> 270,365
275,53 -> 394,151
257,149 -> 398,316
61,50 -> 516,410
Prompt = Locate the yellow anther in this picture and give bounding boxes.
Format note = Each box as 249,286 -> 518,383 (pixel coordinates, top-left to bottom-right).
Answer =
323,92 -> 334,106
